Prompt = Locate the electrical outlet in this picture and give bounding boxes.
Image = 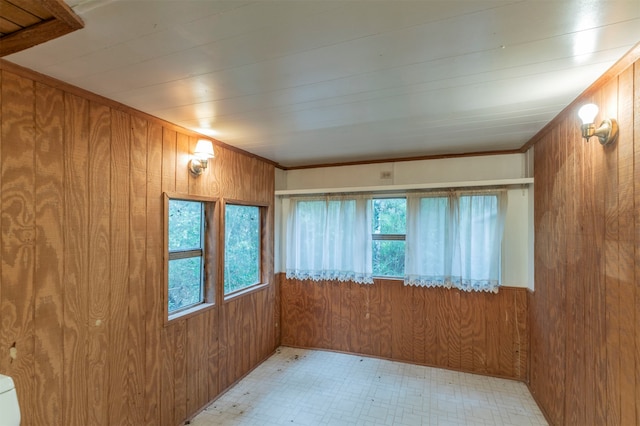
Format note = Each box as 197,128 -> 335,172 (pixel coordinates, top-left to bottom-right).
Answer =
380,171 -> 392,179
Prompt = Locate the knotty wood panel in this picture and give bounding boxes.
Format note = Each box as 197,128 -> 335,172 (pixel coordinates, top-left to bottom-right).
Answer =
280,276 -> 528,380
529,54 -> 640,426
0,62 -> 277,426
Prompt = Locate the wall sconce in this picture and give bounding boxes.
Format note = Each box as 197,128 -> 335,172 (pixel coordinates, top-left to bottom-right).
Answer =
189,139 -> 215,176
578,103 -> 618,146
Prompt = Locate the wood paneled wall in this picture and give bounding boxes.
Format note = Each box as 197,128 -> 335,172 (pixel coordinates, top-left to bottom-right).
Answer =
529,55 -> 640,425
280,275 -> 528,381
0,62 -> 277,426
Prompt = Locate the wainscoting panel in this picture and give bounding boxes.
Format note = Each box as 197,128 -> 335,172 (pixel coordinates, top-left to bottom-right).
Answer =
280,274 -> 528,381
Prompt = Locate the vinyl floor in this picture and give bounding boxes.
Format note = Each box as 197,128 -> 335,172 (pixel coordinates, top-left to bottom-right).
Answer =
190,346 -> 547,426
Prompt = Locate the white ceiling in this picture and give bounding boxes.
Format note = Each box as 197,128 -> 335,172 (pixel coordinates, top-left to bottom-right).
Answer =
6,0 -> 640,167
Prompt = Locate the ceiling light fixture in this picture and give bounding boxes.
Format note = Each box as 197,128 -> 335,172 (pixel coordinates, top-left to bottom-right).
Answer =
189,139 -> 215,176
578,103 -> 618,146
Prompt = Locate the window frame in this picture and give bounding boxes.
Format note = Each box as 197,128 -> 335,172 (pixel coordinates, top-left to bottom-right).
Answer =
164,192 -> 219,324
222,198 -> 269,301
371,196 -> 406,279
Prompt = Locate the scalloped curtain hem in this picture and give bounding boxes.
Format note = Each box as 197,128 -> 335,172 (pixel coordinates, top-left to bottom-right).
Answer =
403,276 -> 499,293
286,270 -> 374,285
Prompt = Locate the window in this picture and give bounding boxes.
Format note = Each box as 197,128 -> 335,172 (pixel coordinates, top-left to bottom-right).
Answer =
372,198 -> 406,278
165,194 -> 216,319
284,189 -> 506,292
224,203 -> 264,296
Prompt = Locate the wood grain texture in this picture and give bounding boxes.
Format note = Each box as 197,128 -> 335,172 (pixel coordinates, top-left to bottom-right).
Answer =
615,66 -> 636,426
144,121 -> 163,426
33,81 -> 64,426
87,101 -> 111,426
1,70 -> 36,426
173,320 -> 187,424
62,92 -> 90,426
634,60 -> 640,426
109,108 -> 132,425
280,276 -> 528,380
128,115 -> 147,424
529,54 -> 640,426
0,64 -> 277,426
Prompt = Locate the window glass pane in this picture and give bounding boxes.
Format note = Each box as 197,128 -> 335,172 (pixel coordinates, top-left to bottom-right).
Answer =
168,200 -> 202,251
225,204 -> 260,294
168,257 -> 203,313
372,198 -> 406,234
373,240 -> 405,277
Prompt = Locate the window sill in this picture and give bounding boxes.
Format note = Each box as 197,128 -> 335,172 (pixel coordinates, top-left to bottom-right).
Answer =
166,302 -> 215,325
224,282 -> 270,302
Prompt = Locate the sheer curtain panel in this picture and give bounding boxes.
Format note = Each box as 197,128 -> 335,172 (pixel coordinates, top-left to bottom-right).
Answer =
405,190 -> 507,292
285,196 -> 373,284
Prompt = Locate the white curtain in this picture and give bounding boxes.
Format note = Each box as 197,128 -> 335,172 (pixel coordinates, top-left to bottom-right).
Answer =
405,190 -> 507,292
285,195 -> 373,284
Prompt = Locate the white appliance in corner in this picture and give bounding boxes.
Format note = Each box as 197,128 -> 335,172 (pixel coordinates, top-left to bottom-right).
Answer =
0,374 -> 20,426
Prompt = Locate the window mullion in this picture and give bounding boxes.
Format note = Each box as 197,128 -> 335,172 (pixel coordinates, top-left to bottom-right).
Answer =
168,248 -> 203,260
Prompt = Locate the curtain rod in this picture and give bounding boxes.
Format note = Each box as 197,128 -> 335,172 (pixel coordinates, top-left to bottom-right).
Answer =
275,178 -> 533,196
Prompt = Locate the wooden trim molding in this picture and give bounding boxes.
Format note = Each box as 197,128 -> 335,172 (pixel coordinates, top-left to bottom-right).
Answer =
280,148 -> 523,171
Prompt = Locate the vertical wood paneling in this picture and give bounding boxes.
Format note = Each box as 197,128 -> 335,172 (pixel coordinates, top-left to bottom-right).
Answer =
459,290 -> 474,373
62,92 -> 89,426
350,283 -> 371,355
186,313 -> 209,419
616,66 -> 636,426
470,292 -> 487,374
1,71 -> 35,426
514,289 -> 527,380
328,281 -> 343,350
144,122 -> 163,426
159,127 -> 177,426
498,290 -> 515,380
634,61 -> 640,426
412,286 -> 426,364
240,297 -> 252,380
160,325 -> 175,426
207,308 -> 220,401
175,132 -> 189,194
400,286 -> 414,362
422,285 -> 437,366
603,78 -> 621,426
447,289 -> 461,370
33,82 -> 64,426
378,280 -> 393,359
87,102 -> 111,426
0,63 -> 277,426
281,277 -> 528,380
128,116 -> 147,424
530,54 -> 640,426
109,109 -> 131,425
390,282 -> 404,361
485,291 -> 501,376
173,321 -> 187,424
